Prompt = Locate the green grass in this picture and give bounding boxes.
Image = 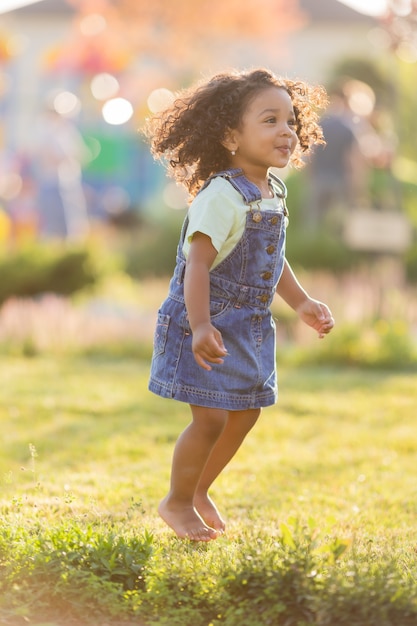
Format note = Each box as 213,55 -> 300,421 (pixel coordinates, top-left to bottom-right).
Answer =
1,355 -> 417,625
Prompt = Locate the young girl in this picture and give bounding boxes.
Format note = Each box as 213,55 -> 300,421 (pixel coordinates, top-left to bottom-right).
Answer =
144,68 -> 334,542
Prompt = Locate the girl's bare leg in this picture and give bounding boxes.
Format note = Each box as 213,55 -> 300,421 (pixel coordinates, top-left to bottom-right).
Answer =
158,405 -> 228,541
194,408 -> 260,531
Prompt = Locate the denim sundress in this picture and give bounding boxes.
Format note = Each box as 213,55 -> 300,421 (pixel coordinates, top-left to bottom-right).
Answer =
148,168 -> 288,410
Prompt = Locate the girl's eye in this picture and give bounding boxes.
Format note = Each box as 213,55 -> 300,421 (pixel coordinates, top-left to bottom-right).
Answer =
265,117 -> 276,124
288,119 -> 297,126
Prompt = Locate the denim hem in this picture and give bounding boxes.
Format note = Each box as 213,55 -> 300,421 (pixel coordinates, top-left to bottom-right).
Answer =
148,380 -> 277,410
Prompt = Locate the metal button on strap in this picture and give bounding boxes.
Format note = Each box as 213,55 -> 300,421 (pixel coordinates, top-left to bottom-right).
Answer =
252,211 -> 262,223
257,293 -> 269,303
266,244 -> 275,254
261,271 -> 272,280
269,216 -> 279,225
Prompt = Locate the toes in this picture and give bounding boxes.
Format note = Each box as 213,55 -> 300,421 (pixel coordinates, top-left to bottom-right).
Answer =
186,527 -> 219,542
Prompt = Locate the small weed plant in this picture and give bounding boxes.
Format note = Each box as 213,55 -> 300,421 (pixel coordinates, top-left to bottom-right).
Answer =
0,519 -> 154,622
1,513 -> 417,625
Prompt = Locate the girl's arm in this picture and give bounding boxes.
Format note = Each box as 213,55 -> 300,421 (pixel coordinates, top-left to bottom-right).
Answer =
276,259 -> 334,338
184,232 -> 228,370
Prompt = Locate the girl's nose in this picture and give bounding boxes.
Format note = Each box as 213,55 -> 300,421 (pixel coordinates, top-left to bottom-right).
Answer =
281,123 -> 294,135
279,125 -> 296,140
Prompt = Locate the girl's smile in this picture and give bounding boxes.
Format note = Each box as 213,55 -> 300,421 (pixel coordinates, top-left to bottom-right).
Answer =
275,144 -> 291,155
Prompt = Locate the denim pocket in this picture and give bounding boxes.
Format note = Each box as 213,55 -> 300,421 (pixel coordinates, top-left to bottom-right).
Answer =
153,312 -> 170,357
181,300 -> 228,333
210,299 -> 229,320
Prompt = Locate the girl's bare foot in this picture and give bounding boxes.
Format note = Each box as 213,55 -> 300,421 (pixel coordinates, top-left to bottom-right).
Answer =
158,496 -> 219,542
194,493 -> 226,533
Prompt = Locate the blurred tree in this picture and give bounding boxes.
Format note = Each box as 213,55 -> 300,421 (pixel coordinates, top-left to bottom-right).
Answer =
376,1 -> 417,224
49,0 -> 304,89
383,0 -> 417,57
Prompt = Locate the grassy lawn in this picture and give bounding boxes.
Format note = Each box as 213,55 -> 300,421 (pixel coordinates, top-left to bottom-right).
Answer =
1,355 -> 417,625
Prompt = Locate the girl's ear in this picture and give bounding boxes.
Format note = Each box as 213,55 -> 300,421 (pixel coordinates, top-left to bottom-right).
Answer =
221,128 -> 238,153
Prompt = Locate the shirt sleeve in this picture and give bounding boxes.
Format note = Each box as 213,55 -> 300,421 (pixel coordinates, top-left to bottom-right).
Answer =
183,178 -> 238,255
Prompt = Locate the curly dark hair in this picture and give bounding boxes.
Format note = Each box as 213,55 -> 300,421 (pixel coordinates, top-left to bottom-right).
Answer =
143,68 -> 327,197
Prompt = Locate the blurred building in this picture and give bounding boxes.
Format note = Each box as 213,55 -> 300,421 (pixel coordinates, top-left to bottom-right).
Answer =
0,0 -> 382,239
292,0 -> 376,80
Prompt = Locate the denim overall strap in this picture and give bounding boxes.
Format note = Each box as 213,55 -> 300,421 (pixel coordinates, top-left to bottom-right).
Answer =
268,172 -> 289,217
198,168 -> 261,205
200,168 -> 289,217
177,169 -> 262,250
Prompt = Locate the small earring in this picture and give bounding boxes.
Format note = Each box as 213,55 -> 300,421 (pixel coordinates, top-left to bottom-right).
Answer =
231,150 -> 236,156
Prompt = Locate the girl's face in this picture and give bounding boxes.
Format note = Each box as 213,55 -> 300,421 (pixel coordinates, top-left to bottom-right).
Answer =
231,86 -> 298,173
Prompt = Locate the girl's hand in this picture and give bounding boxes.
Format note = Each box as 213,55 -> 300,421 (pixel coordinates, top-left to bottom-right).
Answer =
296,298 -> 334,338
191,322 -> 228,370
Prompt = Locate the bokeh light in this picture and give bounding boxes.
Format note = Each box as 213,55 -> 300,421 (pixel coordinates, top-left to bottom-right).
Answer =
79,13 -> 107,36
102,97 -> 133,125
367,26 -> 392,49
357,131 -> 384,160
344,80 -> 376,117
163,182 -> 188,210
393,0 -> 412,17
90,73 -> 119,100
53,90 -> 81,117
396,41 -> 417,63
84,135 -> 102,161
147,88 -> 175,113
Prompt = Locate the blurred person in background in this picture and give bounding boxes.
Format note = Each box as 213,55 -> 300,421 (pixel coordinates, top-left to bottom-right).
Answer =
304,86 -> 367,232
30,106 -> 90,240
6,155 -> 39,245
